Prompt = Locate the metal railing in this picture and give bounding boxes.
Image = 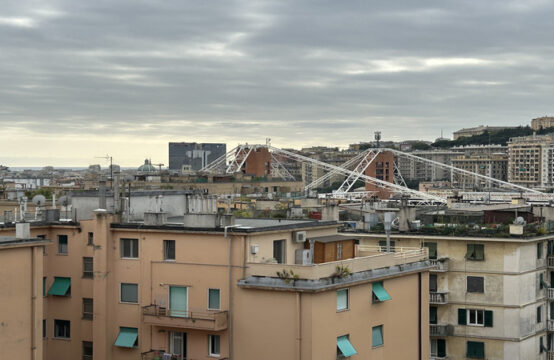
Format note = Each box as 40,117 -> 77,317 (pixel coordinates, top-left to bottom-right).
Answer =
548,351 -> 554,360
548,288 -> 554,300
548,256 -> 554,268
430,324 -> 453,337
430,292 -> 448,304
142,305 -> 228,330
430,356 -> 448,360
429,258 -> 448,272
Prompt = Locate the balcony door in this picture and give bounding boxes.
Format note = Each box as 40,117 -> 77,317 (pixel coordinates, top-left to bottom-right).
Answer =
169,331 -> 187,358
273,240 -> 285,264
169,286 -> 188,318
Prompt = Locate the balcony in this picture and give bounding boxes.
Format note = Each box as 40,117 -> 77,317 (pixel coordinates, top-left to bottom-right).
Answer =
429,258 -> 448,272
245,247 -> 429,280
430,324 -> 453,337
430,356 -> 448,360
430,292 -> 448,305
141,350 -> 182,360
548,319 -> 554,332
142,305 -> 228,331
548,288 -> 554,300
548,256 -> 554,268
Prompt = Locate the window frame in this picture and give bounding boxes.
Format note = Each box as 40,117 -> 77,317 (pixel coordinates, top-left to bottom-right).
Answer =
82,257 -> 93,278
538,305 -> 542,323
336,288 -> 349,312
372,325 -> 384,348
466,243 -> 484,261
467,276 -> 484,293
208,288 -> 221,310
164,240 -> 176,261
87,232 -> 94,246
120,238 -> 139,259
83,341 -> 93,359
57,235 -> 68,255
54,319 -> 71,339
209,334 -> 221,357
82,298 -> 93,320
467,309 -> 485,327
120,283 -> 139,304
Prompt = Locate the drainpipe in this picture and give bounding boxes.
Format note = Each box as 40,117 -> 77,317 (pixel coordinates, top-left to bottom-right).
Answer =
224,224 -> 242,360
296,292 -> 302,360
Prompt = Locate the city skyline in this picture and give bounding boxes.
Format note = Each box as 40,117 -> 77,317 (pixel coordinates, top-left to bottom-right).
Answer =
2,1 -> 554,166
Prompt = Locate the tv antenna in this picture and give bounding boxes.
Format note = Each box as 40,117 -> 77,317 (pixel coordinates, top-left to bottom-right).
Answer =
374,131 -> 382,148
95,154 -> 113,183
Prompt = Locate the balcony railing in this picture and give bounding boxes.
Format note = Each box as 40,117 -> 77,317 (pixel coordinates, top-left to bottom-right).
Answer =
141,350 -> 181,360
429,258 -> 448,272
430,356 -> 448,360
548,319 -> 554,332
548,256 -> 554,268
142,305 -> 228,331
245,247 -> 428,280
430,292 -> 448,304
548,288 -> 554,300
548,352 -> 554,360
430,324 -> 453,337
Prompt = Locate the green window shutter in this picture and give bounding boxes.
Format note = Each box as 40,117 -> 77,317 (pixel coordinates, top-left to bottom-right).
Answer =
465,244 -> 474,259
437,339 -> 446,357
467,341 -> 485,358
484,310 -> 493,327
372,282 -> 392,302
424,242 -> 437,259
372,326 -> 384,347
474,244 -> 484,260
114,327 -> 138,348
540,273 -> 544,289
458,308 -> 467,325
169,286 -> 188,317
430,307 -> 437,324
48,277 -> 71,296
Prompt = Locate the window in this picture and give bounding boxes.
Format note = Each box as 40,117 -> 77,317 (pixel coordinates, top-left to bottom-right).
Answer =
466,341 -> 485,358
54,319 -> 70,339
430,339 -> 446,357
372,282 -> 391,302
465,244 -> 484,261
273,240 -> 284,264
372,325 -> 384,347
467,276 -> 484,293
83,298 -> 93,320
164,240 -> 176,261
87,232 -> 94,246
43,319 -> 46,338
120,238 -> 138,259
209,335 -> 220,357
83,257 -> 93,278
430,306 -> 437,325
538,242 -> 543,259
337,289 -> 349,311
458,309 -> 493,327
58,235 -> 68,254
337,243 -> 343,260
378,240 -> 396,252
429,274 -> 438,292
208,289 -> 220,310
83,341 -> 93,360
467,309 -> 484,326
424,242 -> 437,259
538,305 -> 542,323
120,283 -> 138,303
337,335 -> 357,358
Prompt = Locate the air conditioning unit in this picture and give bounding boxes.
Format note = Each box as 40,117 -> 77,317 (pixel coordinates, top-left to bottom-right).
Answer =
295,249 -> 312,265
294,231 -> 307,243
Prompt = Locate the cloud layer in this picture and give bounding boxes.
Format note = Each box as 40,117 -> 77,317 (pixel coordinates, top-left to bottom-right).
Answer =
1,0 -> 554,166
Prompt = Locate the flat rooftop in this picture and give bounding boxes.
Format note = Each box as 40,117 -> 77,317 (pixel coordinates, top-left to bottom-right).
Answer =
0,236 -> 50,247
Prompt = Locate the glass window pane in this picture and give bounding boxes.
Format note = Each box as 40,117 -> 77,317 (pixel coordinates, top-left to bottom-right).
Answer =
372,325 -> 383,347
337,289 -> 348,311
209,289 -> 220,310
121,283 -> 138,303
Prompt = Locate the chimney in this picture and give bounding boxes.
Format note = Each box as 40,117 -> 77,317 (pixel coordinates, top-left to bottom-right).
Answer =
16,222 -> 30,239
99,180 -> 107,209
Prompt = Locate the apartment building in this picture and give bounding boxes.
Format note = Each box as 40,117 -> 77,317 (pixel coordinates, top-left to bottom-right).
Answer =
453,126 -> 516,140
532,117 -> 554,131
0,210 -> 430,360
0,223 -> 48,360
364,151 -> 395,199
451,153 -> 508,189
397,150 -> 460,182
508,134 -> 554,189
356,231 -> 554,360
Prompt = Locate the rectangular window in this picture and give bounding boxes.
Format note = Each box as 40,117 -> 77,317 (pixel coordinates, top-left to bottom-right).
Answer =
538,242 -> 543,259
465,244 -> 484,261
424,242 -> 437,259
467,309 -> 484,326
208,289 -> 220,310
209,335 -> 220,357
372,325 -> 384,347
538,305 -> 542,323
120,238 -> 138,258
54,319 -> 70,339
164,240 -> 176,261
273,240 -> 285,264
337,289 -> 349,311
43,319 -> 46,339
120,283 -> 138,303
83,298 -> 93,320
58,235 -> 68,254
169,286 -> 188,317
430,306 -> 438,325
87,232 -> 94,246
466,341 -> 485,358
83,341 -> 93,360
337,243 -> 343,260
467,276 -> 484,293
378,240 -> 396,252
83,257 -> 93,278
430,339 -> 446,357
429,274 -> 438,292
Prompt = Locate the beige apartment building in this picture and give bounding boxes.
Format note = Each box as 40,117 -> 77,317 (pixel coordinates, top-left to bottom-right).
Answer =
357,231 -> 554,360
0,210 -> 431,360
508,134 -> 554,189
0,223 -> 48,360
532,117 -> 554,131
451,153 -> 508,189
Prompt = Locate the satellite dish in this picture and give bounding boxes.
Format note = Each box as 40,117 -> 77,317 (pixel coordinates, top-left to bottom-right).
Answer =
514,216 -> 526,225
32,195 -> 46,207
58,196 -> 71,207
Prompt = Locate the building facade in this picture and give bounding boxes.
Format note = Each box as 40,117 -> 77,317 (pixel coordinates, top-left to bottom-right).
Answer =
508,134 -> 554,189
168,143 -> 227,171
532,117 -> 554,131
451,153 -> 508,189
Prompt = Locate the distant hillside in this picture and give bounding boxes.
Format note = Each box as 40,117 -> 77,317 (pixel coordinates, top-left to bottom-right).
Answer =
432,126 -> 554,148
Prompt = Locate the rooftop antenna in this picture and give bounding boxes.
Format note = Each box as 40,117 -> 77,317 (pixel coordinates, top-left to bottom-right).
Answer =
95,154 -> 113,185
58,195 -> 71,220
32,194 -> 46,220
374,131 -> 381,148
152,163 -> 164,175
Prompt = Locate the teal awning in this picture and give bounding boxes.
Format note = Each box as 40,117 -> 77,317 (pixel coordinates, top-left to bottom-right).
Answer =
114,327 -> 138,348
47,277 -> 71,296
372,282 -> 391,302
337,336 -> 357,357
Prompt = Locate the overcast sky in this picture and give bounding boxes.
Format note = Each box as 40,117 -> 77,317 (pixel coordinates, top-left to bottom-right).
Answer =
1,0 -> 554,166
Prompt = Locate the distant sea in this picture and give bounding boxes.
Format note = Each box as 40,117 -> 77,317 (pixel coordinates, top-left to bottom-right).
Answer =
8,167 -> 135,171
